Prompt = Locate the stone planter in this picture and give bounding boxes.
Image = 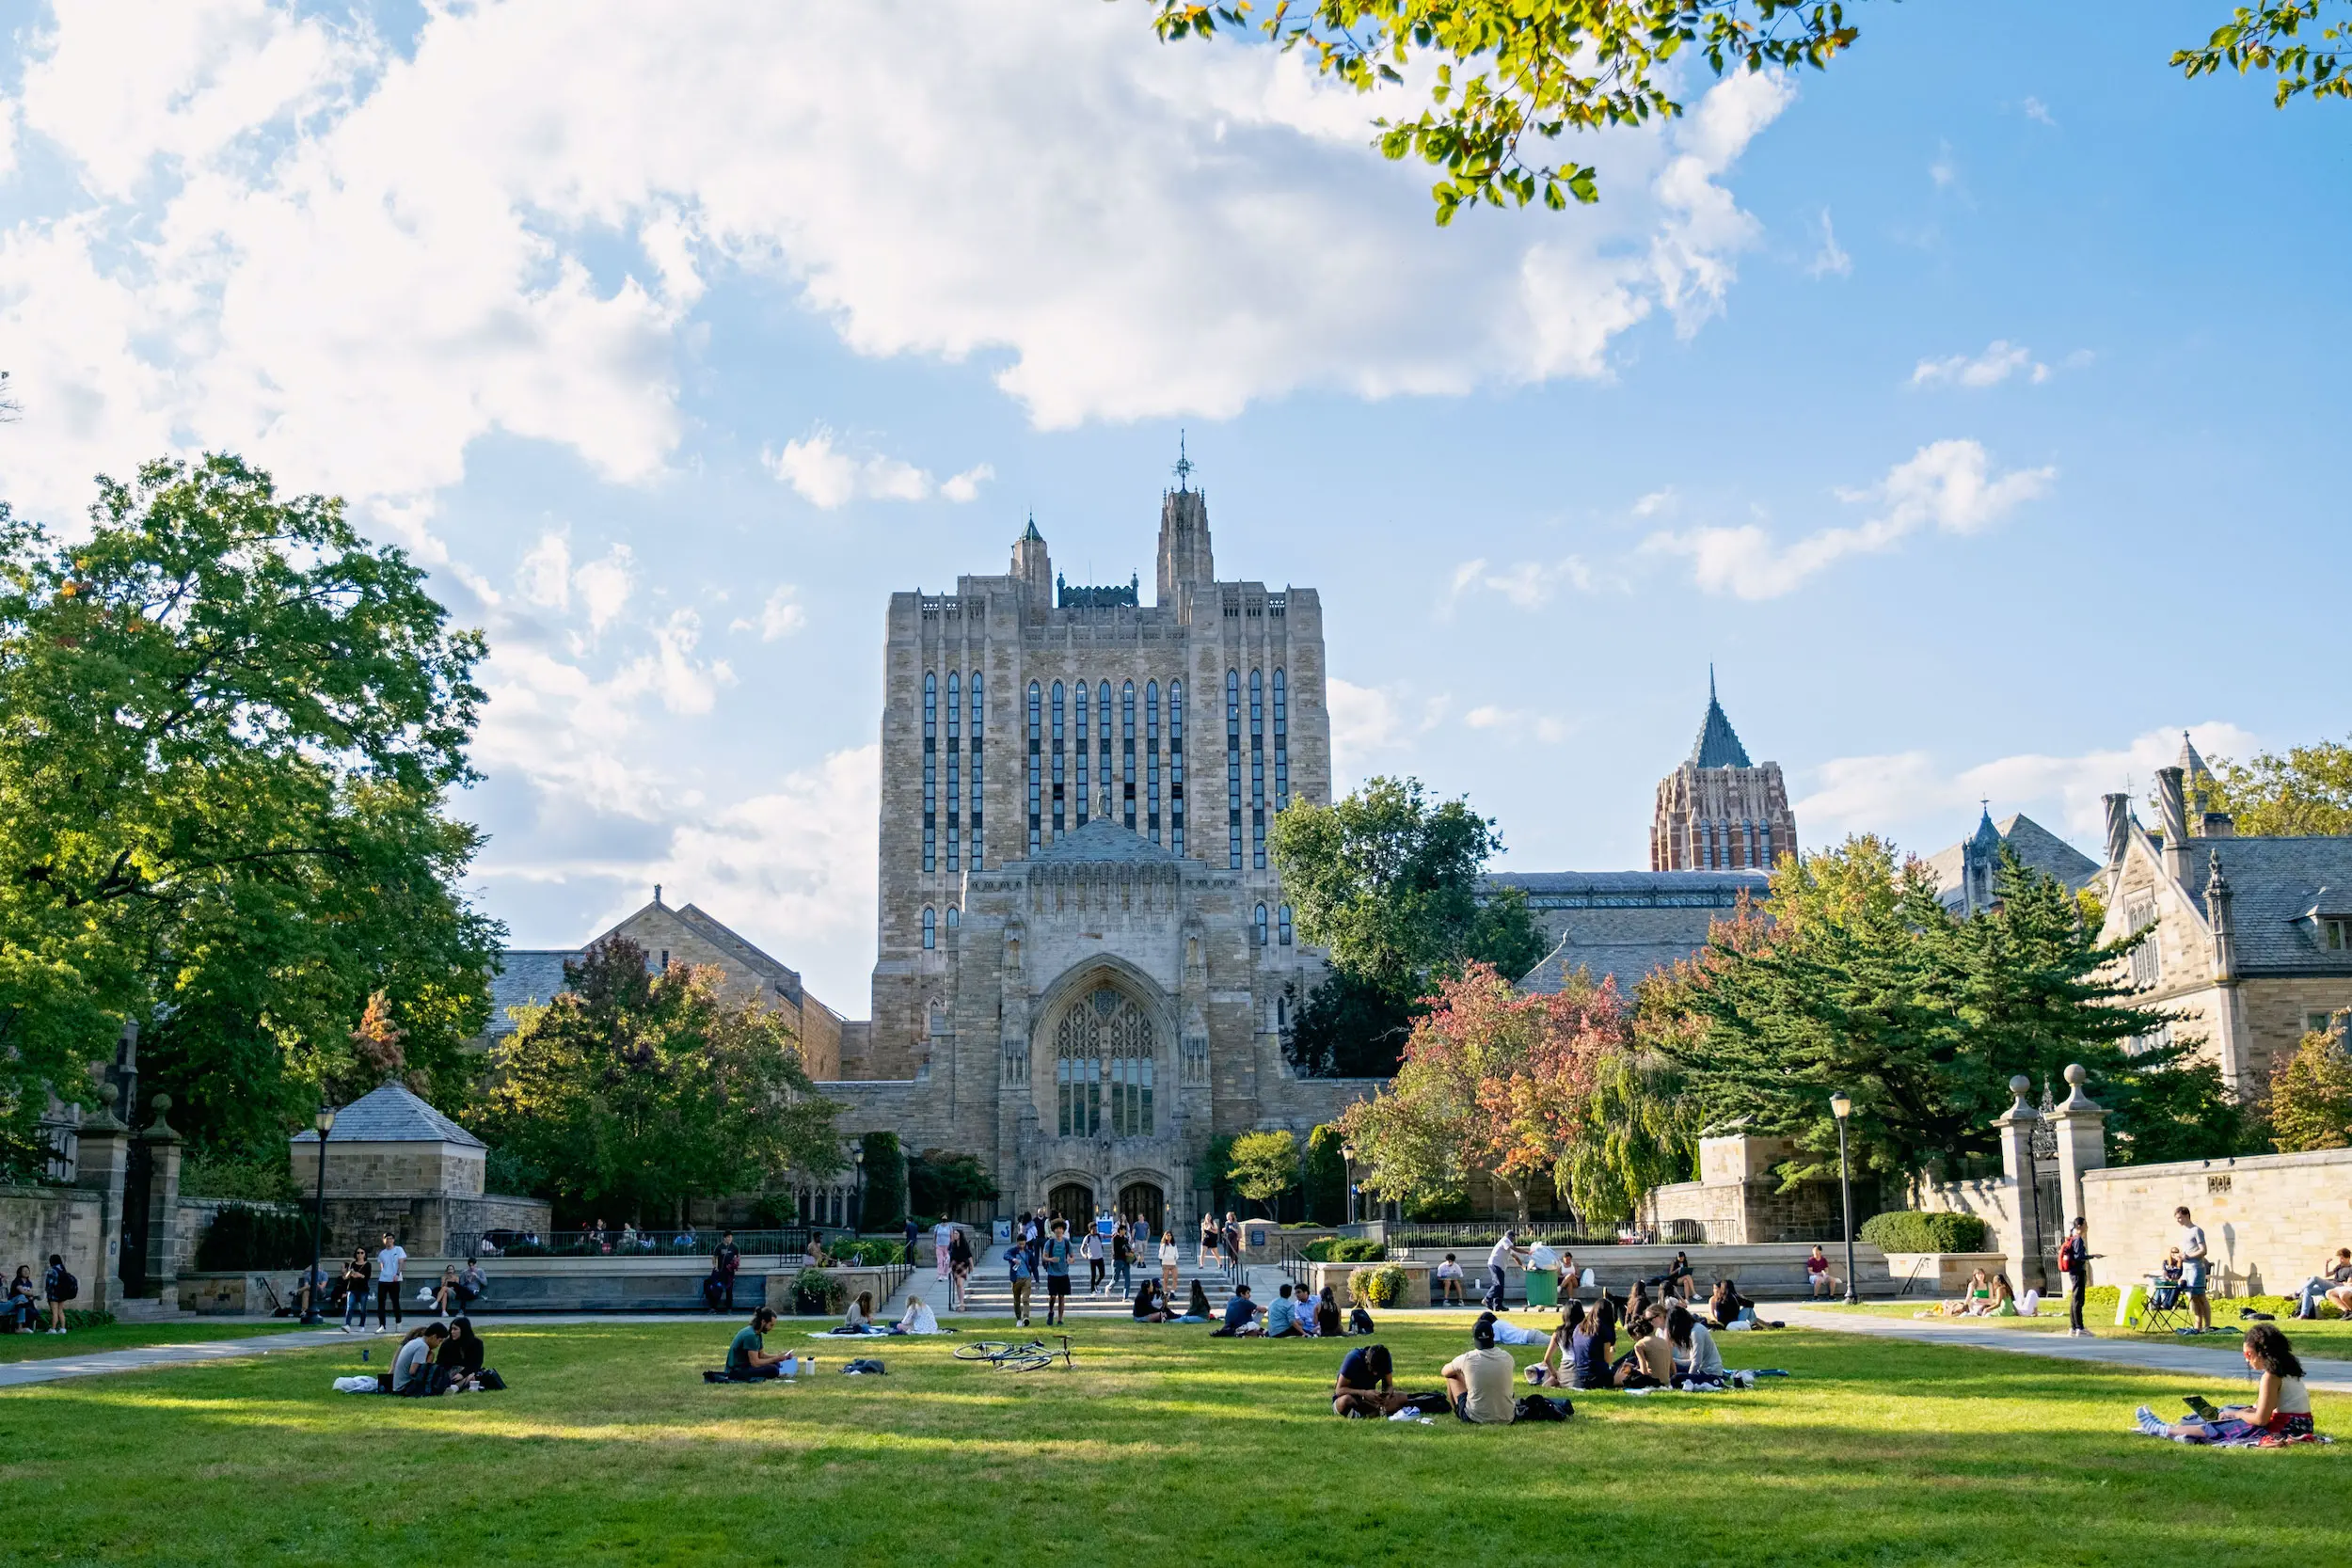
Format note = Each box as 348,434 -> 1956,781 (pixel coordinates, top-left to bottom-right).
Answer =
1882,1251 -> 2012,1296
1302,1258 -> 1431,1309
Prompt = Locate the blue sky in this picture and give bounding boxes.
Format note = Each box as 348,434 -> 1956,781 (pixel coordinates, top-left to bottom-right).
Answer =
1,1 -> 2344,1012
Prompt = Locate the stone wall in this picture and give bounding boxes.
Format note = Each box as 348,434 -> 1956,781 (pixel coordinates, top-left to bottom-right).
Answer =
1918,1171 -> 2060,1294
2078,1146 -> 2352,1298
1639,1135 -> 1852,1244
313,1192 -> 549,1257
291,1139 -> 485,1199
0,1185 -> 104,1298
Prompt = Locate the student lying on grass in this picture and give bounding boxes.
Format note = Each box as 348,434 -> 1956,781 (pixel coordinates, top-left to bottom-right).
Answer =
2136,1324 -> 2319,1445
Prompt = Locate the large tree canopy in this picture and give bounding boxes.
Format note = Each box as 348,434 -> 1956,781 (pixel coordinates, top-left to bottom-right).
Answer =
2204,734 -> 2352,837
1270,775 -> 1545,1077
0,454 -> 499,1167
480,937 -> 844,1223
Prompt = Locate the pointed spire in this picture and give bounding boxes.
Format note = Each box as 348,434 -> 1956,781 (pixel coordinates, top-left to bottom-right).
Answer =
1021,512 -> 1044,545
1688,671 -> 1753,769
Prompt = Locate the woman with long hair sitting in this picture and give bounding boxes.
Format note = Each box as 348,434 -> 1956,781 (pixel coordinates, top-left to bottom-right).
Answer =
2137,1324 -> 2316,1444
1180,1279 -> 1215,1323
1131,1277 -> 1171,1323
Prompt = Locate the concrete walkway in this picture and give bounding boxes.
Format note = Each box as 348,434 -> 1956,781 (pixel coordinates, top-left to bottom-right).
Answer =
1,1325 -> 404,1389
1770,1304 -> 2352,1393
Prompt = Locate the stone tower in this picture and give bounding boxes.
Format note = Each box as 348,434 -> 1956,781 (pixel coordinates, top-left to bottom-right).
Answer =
1649,672 -> 1798,871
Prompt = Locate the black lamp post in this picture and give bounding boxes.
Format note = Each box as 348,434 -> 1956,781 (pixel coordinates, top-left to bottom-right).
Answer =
1341,1143 -> 1357,1228
1830,1090 -> 1857,1306
852,1144 -> 866,1234
301,1103 -> 335,1325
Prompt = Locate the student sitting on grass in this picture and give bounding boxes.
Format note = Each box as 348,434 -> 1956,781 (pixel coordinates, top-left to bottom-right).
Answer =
1918,1269 -> 1994,1319
726,1308 -> 796,1380
1667,1305 -> 1725,1386
2292,1248 -> 2352,1320
1567,1298 -> 1617,1390
1613,1305 -> 1675,1389
6,1265 -> 39,1332
1443,1315 -> 1518,1424
436,1316 -> 492,1391
391,1323 -> 449,1395
894,1295 -> 941,1335
2136,1324 -> 2317,1444
1180,1279 -> 1215,1323
1212,1283 -> 1264,1337
1529,1301 -> 1584,1386
1331,1343 -> 1413,1418
1314,1286 -> 1344,1338
840,1291 -> 875,1333
1981,1275 -> 2018,1317
1264,1283 -> 1305,1338
1132,1279 -> 1172,1323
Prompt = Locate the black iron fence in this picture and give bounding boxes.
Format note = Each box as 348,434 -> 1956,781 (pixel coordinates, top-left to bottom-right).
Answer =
449,1227 -> 918,1266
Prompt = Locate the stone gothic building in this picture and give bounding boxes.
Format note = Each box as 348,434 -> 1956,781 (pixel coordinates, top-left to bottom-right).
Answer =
817,476 -> 1373,1235
1648,673 -> 1797,873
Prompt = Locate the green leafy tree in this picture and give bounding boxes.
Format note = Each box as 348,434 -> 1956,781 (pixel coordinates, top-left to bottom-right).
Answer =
1272,775 -> 1546,1077
1151,1 -> 1862,223
480,936 -> 843,1224
0,454 -> 499,1167
1302,1123 -> 1349,1223
2175,3 -> 2352,104
1226,1129 -> 1303,1216
858,1130 -> 906,1229
908,1148 -> 1001,1218
2269,1027 -> 2352,1150
2203,735 -> 2352,837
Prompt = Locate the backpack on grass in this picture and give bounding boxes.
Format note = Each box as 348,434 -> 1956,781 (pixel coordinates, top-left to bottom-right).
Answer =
1349,1307 -> 1375,1335
1514,1395 -> 1573,1423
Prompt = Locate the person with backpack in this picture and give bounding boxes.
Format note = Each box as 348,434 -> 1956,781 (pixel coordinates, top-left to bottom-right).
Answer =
1005,1231 -> 1037,1328
2058,1217 -> 2093,1338
1041,1220 -> 1075,1326
43,1252 -> 75,1333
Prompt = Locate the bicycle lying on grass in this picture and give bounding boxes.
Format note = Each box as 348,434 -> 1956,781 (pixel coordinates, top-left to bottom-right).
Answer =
950,1334 -> 1075,1371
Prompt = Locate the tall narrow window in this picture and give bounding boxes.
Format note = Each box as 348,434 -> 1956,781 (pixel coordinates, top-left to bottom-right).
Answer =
922,906 -> 936,949
922,672 -> 937,873
1026,681 -> 1042,856
1254,903 -> 1269,946
1169,679 -> 1186,858
1146,680 -> 1162,843
1272,668 -> 1289,813
1074,680 -> 1090,825
1249,668 -> 1266,869
1121,680 -> 1137,830
1097,681 -> 1113,816
1756,822 -> 1769,871
946,673 -> 961,872
969,674 -> 985,870
1226,670 -> 1243,869
1278,903 -> 1293,945
1051,681 -> 1066,838
946,906 -> 959,928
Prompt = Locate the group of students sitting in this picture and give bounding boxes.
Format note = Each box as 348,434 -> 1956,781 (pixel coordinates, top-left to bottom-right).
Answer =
1190,1279 -> 1377,1337
830,1291 -> 946,1335
384,1317 -> 501,1396
1915,1268 -> 2029,1319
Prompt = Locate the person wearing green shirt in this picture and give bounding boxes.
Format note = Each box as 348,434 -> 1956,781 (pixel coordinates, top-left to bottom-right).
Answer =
726,1308 -> 796,1380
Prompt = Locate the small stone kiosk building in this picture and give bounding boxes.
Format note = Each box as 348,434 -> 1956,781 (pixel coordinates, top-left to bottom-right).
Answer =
290,1084 -> 547,1257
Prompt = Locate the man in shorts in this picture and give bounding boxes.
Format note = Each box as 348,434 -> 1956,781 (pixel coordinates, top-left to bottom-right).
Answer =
2176,1207 -> 2212,1332
1041,1220 -> 1074,1326
1433,1253 -> 1464,1306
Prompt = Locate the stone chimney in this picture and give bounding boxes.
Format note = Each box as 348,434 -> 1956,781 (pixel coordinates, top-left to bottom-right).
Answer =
2102,792 -> 2132,869
2201,812 -> 2235,838
2155,767 -> 2190,886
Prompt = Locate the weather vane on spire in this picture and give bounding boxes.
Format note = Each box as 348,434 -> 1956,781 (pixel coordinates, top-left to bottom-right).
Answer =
1172,429 -> 1193,491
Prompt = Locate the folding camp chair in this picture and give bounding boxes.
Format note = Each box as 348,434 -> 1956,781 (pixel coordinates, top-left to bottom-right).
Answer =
2127,1274 -> 2193,1334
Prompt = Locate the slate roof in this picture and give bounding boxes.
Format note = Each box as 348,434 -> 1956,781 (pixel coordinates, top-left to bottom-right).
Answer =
1688,673 -> 1754,769
1922,811 -> 2102,911
294,1082 -> 484,1148
1485,870 -> 1770,908
1029,818 -> 1182,864
482,948 -> 578,1038
2179,836 -> 2352,975
1491,870 -> 1768,997
668,903 -> 804,1005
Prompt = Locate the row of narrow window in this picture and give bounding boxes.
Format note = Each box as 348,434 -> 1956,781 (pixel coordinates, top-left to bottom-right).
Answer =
925,666 -> 1286,877
1691,818 -> 1772,871
922,673 -> 985,874
926,901 -> 1291,951
920,905 -> 961,948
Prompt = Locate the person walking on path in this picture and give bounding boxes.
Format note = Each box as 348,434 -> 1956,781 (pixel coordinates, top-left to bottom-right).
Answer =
1081,1227 -> 1107,1295
902,1213 -> 918,1261
712,1231 -> 742,1310
1041,1220 -> 1075,1326
947,1226 -> 974,1311
933,1218 -> 956,1293
2177,1207 -> 2213,1332
1111,1224 -> 1135,1295
1006,1233 -> 1037,1328
374,1232 -> 407,1329
2058,1217 -> 2092,1338
1485,1230 -> 1525,1314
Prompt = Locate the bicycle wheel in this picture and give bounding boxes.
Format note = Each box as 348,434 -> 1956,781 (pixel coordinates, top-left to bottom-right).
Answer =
1004,1354 -> 1054,1372
954,1340 -> 1012,1361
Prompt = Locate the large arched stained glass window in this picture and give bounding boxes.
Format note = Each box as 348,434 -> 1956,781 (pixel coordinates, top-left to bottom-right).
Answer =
1055,985 -> 1154,1137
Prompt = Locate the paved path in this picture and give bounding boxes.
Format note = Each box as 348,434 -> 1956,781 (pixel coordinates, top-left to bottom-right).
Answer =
0,1325 -> 404,1389
1770,1304 -> 2352,1393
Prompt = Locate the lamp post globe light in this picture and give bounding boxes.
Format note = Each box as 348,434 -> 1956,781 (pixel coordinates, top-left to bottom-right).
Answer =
1341,1143 -> 1356,1227
302,1103 -> 336,1325
852,1143 -> 866,1234
1829,1091 -> 1857,1306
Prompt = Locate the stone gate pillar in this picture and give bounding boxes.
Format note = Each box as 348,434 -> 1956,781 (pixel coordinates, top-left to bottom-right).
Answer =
2048,1064 -> 2108,1240
139,1093 -> 185,1307
72,1083 -> 132,1311
1993,1076 -> 2046,1292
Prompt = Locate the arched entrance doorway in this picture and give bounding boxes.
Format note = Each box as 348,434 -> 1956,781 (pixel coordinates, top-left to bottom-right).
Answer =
1118,1180 -> 1165,1238
1046,1180 -> 1095,1232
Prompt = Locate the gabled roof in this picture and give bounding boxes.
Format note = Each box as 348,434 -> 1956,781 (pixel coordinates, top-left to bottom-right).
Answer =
2179,836 -> 2352,974
1922,810 -> 2102,910
1688,672 -> 1753,769
1029,817 -> 1181,864
667,903 -> 803,1004
483,949 -> 577,1037
294,1082 -> 483,1148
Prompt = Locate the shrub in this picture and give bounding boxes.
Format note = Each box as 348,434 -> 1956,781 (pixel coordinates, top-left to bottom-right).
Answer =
1347,1262 -> 1410,1307
859,1131 -> 906,1227
790,1266 -> 848,1315
831,1239 -> 908,1266
63,1307 -> 116,1330
178,1153 -> 298,1203
194,1205 -> 316,1271
1857,1211 -> 1989,1254
746,1191 -> 798,1227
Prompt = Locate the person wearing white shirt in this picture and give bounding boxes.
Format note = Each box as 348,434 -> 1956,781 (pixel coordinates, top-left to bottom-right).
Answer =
2176,1206 -> 2213,1332
374,1232 -> 407,1329
1484,1231 -> 1524,1313
1159,1231 -> 1181,1296
933,1220 -> 956,1289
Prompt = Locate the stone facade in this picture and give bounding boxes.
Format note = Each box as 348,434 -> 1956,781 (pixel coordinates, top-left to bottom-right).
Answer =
2079,1147 -> 2352,1299
2091,772 -> 2352,1095
1639,1133 -> 1851,1244
289,1084 -> 548,1256
1648,675 -> 1796,873
829,475 -> 1375,1235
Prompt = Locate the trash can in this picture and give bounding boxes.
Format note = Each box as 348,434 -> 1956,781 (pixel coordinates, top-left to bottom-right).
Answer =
1524,1268 -> 1558,1307
2116,1283 -> 2146,1329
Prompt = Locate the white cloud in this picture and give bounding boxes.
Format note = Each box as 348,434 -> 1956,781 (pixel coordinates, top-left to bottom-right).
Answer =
1327,677 -> 1452,786
765,426 -> 988,510
2022,97 -> 2058,127
516,531 -> 573,610
1806,209 -> 1851,279
1910,340 -> 2046,388
734,584 -> 807,641
1931,141 -> 1959,188
1464,705 -> 1569,743
1796,722 -> 2260,853
571,545 -> 636,635
1631,486 -> 1677,518
1645,438 -> 2056,599
0,3 -> 1796,522
1445,554 -> 1597,614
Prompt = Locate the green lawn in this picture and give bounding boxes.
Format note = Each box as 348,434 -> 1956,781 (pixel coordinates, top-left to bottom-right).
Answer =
2,1316 -> 2344,1566
1814,1298 -> 2352,1360
0,1319 -> 306,1364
